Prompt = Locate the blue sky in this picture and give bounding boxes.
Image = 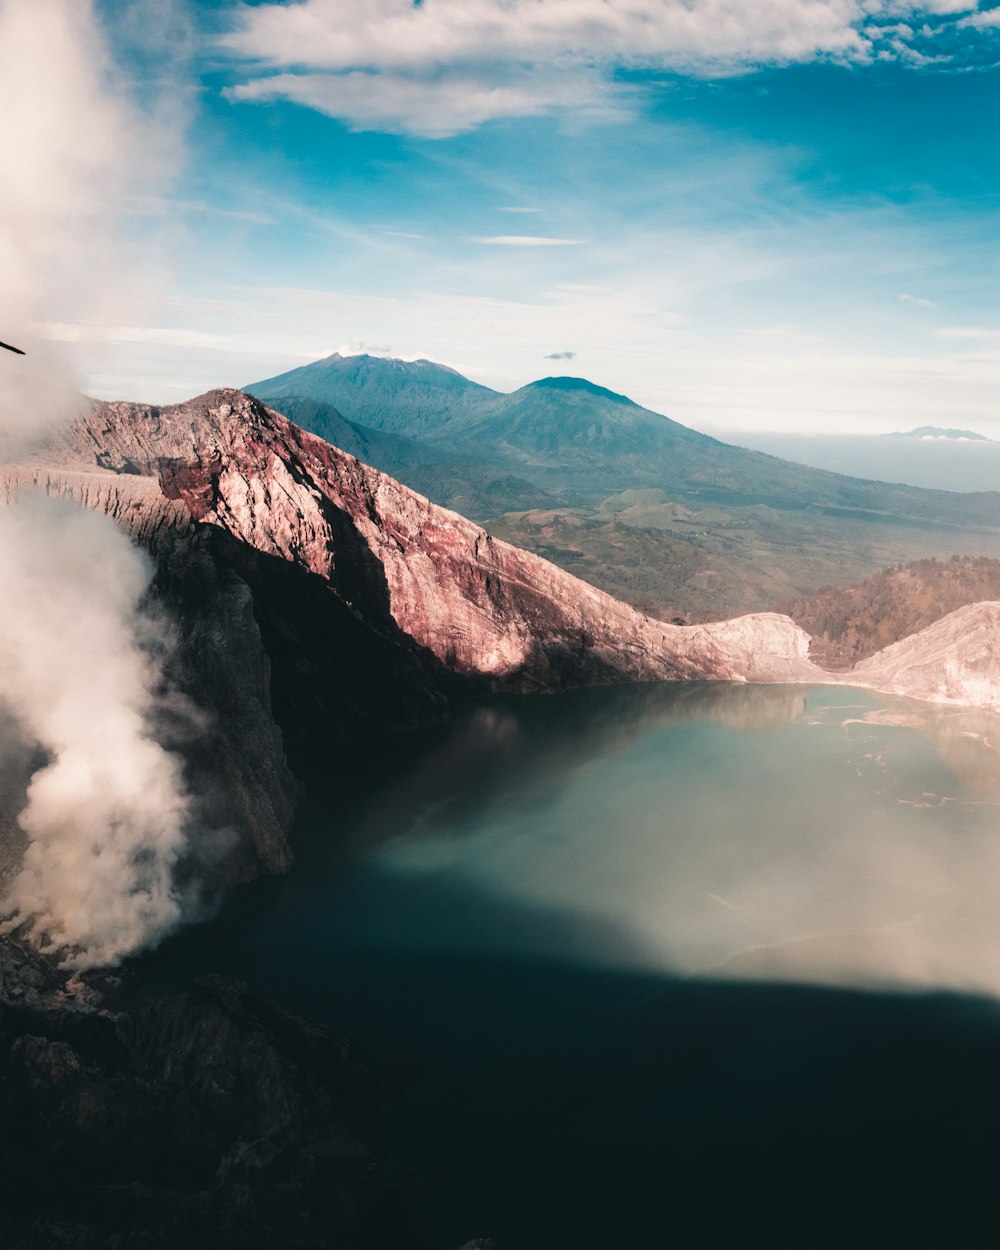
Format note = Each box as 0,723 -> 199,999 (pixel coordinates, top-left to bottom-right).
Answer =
22,1 -> 1000,433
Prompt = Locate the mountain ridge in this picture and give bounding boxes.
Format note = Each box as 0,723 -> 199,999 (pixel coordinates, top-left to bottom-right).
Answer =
888,426 -> 991,441
244,353 -> 1000,619
246,353 -> 1000,519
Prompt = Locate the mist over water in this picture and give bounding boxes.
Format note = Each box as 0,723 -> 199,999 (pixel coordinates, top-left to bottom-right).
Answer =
210,682 -> 1000,1002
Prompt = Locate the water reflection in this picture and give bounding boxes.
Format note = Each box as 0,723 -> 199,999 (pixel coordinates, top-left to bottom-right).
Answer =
854,699 -> 1000,796
274,683 -> 1000,999
298,682 -> 811,866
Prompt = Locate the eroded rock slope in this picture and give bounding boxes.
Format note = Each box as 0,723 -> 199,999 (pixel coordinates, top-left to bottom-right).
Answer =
24,388 -> 825,692
852,601 -> 1000,711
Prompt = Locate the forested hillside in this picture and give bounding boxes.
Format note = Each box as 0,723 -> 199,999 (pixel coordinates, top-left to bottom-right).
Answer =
784,556 -> 1000,668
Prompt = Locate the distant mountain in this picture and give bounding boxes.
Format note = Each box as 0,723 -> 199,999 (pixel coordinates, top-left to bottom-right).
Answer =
248,354 -> 1000,523
248,353 -> 497,437
888,426 -> 991,441
263,394 -> 430,471
245,355 -> 1000,620
718,428 -> 1000,494
460,376 -> 709,462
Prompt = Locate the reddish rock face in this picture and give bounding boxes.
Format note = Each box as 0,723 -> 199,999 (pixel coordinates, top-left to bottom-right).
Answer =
25,388 -> 824,694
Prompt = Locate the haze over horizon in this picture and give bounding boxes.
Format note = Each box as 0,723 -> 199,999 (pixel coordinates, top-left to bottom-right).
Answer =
7,0 -> 1000,437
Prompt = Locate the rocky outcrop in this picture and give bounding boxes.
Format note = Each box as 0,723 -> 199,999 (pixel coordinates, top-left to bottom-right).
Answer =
0,973 -> 410,1250
852,601 -> 1000,711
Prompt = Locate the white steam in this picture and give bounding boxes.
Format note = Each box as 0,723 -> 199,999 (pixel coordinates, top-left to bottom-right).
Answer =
0,0 -> 184,456
0,498 -> 189,969
0,0 -> 197,967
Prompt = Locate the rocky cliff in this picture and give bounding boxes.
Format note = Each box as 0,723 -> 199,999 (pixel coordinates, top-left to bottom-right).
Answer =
21,388 -> 826,693
852,601 -> 1000,711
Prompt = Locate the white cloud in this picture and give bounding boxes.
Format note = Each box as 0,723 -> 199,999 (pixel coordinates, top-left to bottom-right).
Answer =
959,5 -> 1000,25
335,340 -> 395,356
223,0 -> 871,72
225,63 -> 620,137
220,0 -> 988,136
37,321 -> 235,349
898,291 -> 934,306
904,0 -> 980,12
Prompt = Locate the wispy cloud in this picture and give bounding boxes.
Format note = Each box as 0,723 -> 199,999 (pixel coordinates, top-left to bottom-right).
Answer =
124,194 -> 276,225
37,321 -> 235,349
220,0 -> 992,137
937,325 -> 1000,339
335,340 -> 394,356
898,292 -> 935,307
544,350 -> 577,359
471,235 -> 585,246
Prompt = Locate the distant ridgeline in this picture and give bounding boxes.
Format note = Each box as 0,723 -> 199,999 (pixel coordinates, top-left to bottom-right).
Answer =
783,556 -> 1000,669
889,426 -> 991,441
246,354 -> 1000,622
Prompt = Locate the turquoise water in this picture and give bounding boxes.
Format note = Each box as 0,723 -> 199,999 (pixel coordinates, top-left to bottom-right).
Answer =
187,685 -> 1000,995
168,681 -> 1000,1000
133,682 -> 1000,1247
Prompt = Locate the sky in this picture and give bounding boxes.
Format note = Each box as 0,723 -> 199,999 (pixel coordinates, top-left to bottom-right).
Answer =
13,0 -> 1000,434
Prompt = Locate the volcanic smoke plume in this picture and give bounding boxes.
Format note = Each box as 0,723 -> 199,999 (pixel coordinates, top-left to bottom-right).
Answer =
0,0 -> 197,966
0,499 -> 191,968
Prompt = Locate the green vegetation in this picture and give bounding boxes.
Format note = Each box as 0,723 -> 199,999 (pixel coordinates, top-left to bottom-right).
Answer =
783,556 -> 1000,668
